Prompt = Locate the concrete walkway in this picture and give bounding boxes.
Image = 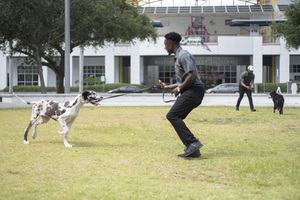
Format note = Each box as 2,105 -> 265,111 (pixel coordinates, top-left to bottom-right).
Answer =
0,92 -> 299,108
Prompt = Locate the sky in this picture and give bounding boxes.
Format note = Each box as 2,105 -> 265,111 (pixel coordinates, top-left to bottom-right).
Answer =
140,0 -> 258,7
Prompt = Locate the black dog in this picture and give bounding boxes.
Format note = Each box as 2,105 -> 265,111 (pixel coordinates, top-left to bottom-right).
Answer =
269,91 -> 284,115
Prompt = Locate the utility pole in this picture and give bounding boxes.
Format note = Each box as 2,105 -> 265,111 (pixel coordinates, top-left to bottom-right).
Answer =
65,0 -> 70,93
79,46 -> 84,93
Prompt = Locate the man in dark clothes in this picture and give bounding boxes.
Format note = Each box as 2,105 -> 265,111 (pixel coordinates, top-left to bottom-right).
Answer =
236,65 -> 256,112
157,32 -> 205,158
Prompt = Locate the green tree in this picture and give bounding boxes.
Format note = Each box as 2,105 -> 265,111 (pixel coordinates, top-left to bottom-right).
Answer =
276,1 -> 300,50
0,0 -> 157,93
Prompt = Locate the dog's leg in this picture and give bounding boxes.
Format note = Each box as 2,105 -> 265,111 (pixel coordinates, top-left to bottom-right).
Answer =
278,100 -> 284,115
57,117 -> 74,148
63,134 -> 72,148
24,110 -> 39,145
24,121 -> 34,145
279,108 -> 283,115
57,118 -> 68,135
63,120 -> 76,148
32,116 -> 50,139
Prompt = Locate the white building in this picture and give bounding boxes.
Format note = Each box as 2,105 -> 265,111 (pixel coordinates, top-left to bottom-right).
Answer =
0,0 -> 299,91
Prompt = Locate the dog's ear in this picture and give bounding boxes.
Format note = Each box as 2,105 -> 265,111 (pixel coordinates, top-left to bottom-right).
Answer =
82,90 -> 91,100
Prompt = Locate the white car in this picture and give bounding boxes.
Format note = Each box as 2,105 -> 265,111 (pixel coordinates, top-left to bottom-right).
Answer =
206,83 -> 239,93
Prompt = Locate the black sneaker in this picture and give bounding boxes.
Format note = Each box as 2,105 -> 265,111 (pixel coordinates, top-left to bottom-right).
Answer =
186,149 -> 201,158
236,106 -> 239,111
178,141 -> 203,158
251,109 -> 256,112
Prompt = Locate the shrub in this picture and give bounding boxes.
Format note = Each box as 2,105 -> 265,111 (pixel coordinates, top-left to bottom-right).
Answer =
2,86 -> 56,92
3,84 -> 147,93
3,83 -> 298,93
256,83 -> 300,93
256,83 -> 287,93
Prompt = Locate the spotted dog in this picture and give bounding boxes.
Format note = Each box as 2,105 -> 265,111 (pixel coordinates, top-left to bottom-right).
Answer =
14,90 -> 102,148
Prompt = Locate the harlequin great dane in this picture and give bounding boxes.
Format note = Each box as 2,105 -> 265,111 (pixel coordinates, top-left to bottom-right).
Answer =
14,90 -> 102,148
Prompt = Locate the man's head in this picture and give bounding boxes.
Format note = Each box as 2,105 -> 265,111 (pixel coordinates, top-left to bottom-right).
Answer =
247,65 -> 254,74
164,32 -> 182,55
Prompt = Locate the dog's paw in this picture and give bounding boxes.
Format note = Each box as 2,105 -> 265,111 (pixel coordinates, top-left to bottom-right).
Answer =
23,140 -> 30,145
64,143 -> 72,148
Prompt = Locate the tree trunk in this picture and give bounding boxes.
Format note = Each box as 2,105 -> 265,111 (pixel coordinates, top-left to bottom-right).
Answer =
34,46 -> 46,94
56,61 -> 65,94
38,65 -> 46,94
47,61 -> 65,93
56,73 -> 65,94
36,55 -> 46,94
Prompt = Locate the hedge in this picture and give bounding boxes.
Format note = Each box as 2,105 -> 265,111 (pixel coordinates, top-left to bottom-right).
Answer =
2,83 -> 147,93
256,83 -> 299,93
2,83 -> 299,93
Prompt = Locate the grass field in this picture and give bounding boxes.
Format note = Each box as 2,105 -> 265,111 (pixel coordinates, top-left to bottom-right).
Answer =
0,106 -> 299,200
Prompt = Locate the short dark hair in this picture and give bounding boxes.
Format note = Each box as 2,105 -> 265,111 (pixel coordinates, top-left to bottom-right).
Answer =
164,32 -> 182,44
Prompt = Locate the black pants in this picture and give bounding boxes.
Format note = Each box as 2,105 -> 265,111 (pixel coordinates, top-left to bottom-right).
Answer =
236,85 -> 254,110
166,85 -> 205,147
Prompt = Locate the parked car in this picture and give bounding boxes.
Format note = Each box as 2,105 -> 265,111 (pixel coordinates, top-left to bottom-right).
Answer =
206,83 -> 239,93
108,86 -> 143,93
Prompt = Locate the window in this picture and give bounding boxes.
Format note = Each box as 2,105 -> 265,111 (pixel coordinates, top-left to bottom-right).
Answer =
83,65 -> 105,85
17,66 -> 39,86
290,65 -> 300,73
158,65 -> 176,84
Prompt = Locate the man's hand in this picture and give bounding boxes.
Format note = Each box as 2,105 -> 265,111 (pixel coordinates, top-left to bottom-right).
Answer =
157,80 -> 166,89
172,87 -> 180,97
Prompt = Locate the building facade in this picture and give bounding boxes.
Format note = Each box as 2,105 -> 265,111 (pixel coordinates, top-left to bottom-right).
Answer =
0,1 -> 300,91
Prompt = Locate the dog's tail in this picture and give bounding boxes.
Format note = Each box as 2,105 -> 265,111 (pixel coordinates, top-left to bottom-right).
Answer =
12,92 -> 31,105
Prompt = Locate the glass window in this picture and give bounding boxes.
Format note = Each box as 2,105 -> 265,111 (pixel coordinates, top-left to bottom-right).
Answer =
158,65 -> 175,84
83,65 -> 105,85
158,61 -> 238,89
17,66 -> 39,86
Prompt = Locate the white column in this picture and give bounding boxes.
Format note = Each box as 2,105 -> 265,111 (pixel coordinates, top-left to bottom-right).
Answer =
0,52 -> 7,90
140,57 -> 144,84
279,38 -> 290,83
79,46 -> 84,92
130,42 -> 141,84
70,54 -> 73,86
42,66 -> 48,87
105,49 -> 115,84
252,37 -> 263,83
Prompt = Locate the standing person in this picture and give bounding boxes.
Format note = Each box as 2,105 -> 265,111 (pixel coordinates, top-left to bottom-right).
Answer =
157,32 -> 205,158
236,65 -> 256,112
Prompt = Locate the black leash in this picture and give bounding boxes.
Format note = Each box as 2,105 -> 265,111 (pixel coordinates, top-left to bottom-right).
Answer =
101,86 -> 177,103
162,89 -> 177,103
101,93 -> 127,100
101,86 -> 155,101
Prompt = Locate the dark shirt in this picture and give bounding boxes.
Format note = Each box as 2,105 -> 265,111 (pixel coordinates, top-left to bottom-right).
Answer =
240,71 -> 255,86
174,47 -> 204,86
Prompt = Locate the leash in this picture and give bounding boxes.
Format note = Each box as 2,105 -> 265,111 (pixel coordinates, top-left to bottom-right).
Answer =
162,89 -> 177,103
12,92 -> 30,104
101,86 -> 177,103
101,93 -> 127,100
13,86 -> 177,103
101,86 -> 155,101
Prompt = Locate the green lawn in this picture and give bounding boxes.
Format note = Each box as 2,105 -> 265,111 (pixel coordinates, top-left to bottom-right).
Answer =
0,106 -> 299,200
